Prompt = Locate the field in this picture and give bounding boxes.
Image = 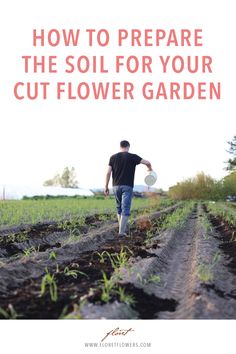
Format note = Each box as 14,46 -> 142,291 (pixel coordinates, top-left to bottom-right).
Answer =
0,197 -> 153,228
0,197 -> 235,319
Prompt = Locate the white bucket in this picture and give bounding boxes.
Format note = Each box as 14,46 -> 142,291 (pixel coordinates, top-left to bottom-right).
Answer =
144,171 -> 157,186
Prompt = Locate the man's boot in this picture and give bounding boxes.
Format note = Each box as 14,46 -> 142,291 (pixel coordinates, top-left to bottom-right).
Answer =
117,214 -> 121,227
119,215 -> 129,236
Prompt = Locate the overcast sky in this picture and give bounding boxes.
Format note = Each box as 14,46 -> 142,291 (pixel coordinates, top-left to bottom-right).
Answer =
0,0 -> 235,191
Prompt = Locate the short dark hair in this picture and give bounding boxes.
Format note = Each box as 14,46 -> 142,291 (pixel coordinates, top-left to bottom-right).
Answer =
120,140 -> 130,148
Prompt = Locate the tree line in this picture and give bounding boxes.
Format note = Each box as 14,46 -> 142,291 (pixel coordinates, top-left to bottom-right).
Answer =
169,136 -> 236,200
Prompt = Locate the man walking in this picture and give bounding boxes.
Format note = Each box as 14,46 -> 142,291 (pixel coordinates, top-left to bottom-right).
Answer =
104,140 -> 152,236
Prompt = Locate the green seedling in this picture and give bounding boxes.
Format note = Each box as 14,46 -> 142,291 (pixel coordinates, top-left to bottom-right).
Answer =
135,272 -> 143,284
146,274 -> 161,284
60,304 -> 82,319
23,246 -> 39,257
49,251 -> 57,260
0,304 -> 19,319
197,250 -> 221,283
110,246 -> 133,269
212,251 -> 221,265
40,268 -> 58,302
100,272 -> 115,303
134,271 -> 160,285
99,271 -> 136,305
96,250 -> 110,264
197,264 -> 213,283
59,305 -> 69,319
97,247 -> 133,271
111,247 -> 130,268
116,286 -> 136,305
63,266 -> 88,279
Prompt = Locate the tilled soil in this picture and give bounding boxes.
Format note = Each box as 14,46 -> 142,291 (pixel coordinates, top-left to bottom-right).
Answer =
0,203 -> 235,319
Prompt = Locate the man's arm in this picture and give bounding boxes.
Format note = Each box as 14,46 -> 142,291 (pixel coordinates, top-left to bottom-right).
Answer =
104,166 -> 112,196
140,159 -> 153,171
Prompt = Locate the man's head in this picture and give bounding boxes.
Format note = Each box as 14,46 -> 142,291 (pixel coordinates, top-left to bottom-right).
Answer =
120,140 -> 130,152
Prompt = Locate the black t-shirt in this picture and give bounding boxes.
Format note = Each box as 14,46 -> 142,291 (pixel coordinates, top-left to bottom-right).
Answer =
109,152 -> 142,187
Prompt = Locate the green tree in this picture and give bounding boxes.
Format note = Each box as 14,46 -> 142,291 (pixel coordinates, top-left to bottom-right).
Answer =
60,167 -> 78,188
226,135 -> 236,171
168,172 -> 219,200
223,171 -> 236,196
43,174 -> 61,187
193,173 -> 215,199
43,167 -> 78,188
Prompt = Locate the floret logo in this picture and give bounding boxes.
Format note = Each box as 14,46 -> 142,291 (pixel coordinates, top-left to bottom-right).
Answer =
101,327 -> 135,342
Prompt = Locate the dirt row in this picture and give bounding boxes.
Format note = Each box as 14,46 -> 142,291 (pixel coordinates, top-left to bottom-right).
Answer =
0,202 -> 235,319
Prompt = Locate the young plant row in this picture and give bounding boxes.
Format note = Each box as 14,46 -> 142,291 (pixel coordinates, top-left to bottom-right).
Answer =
196,205 -> 221,282
207,202 -> 236,230
0,197 -> 173,228
138,202 -> 195,247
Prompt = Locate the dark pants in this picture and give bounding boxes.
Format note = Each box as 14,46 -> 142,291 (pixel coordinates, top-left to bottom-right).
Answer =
113,185 -> 133,216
